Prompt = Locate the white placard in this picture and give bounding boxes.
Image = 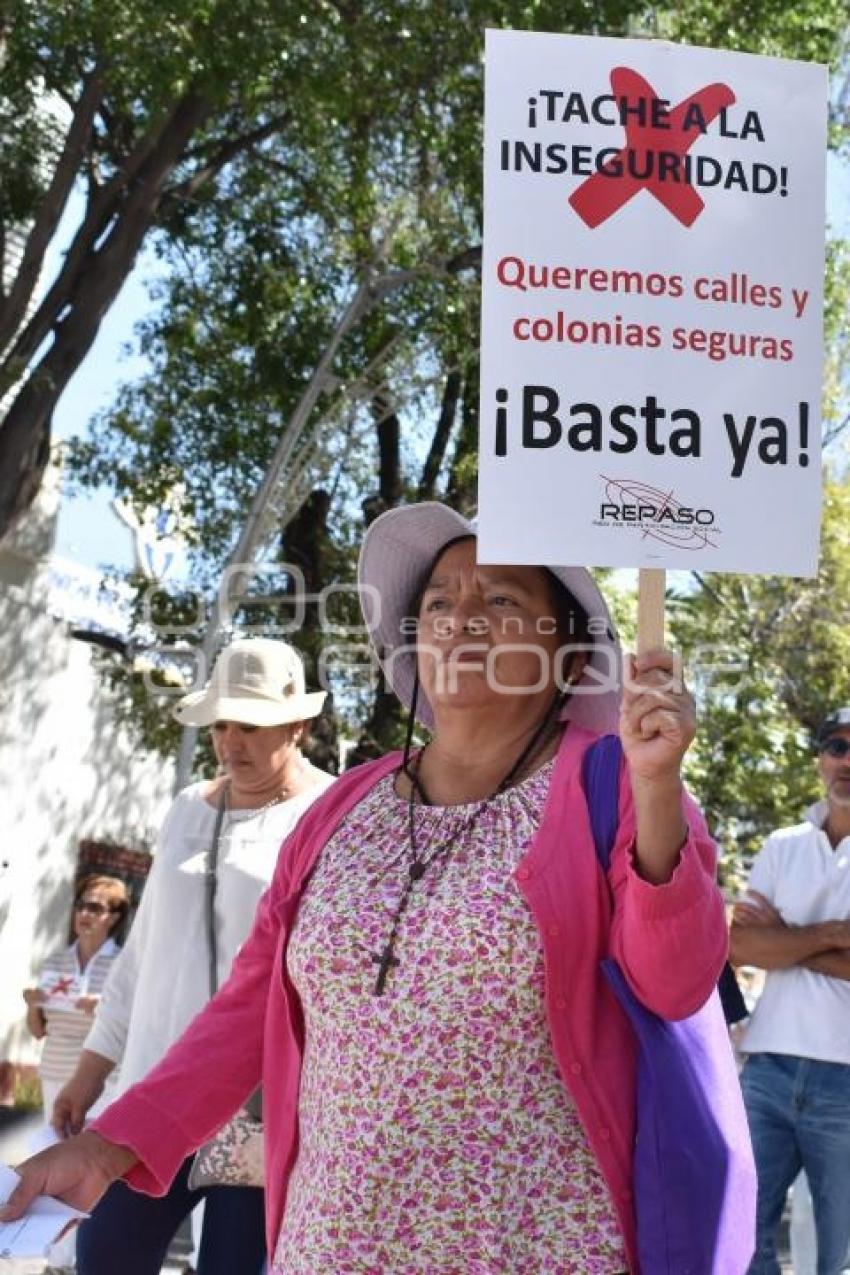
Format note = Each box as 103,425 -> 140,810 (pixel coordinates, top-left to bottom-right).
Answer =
479,30 -> 827,575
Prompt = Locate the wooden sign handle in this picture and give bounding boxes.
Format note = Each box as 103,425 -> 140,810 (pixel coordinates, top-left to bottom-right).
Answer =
637,568 -> 666,654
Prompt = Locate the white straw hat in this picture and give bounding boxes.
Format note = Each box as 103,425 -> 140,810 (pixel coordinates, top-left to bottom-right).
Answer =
358,502 -> 622,735
173,638 -> 326,728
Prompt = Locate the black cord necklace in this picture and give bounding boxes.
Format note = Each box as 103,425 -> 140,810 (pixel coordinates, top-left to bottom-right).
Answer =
371,691 -> 565,996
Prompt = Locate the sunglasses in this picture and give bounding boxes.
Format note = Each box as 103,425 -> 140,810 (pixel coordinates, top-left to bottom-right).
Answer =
819,737 -> 850,759
74,900 -> 114,917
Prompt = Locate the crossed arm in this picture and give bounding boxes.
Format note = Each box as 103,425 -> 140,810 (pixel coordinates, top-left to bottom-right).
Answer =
729,891 -> 850,981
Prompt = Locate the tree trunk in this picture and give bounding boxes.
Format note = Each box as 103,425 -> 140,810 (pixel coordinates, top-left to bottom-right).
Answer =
446,359 -> 479,515
0,91 -> 210,542
280,488 -> 339,774
418,368 -> 461,500
0,70 -> 105,353
352,391 -> 409,760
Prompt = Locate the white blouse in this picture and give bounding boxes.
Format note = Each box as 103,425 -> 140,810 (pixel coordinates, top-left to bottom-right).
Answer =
85,776 -> 334,1093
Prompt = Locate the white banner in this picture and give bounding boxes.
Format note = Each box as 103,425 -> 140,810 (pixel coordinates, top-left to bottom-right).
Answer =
478,30 -> 827,575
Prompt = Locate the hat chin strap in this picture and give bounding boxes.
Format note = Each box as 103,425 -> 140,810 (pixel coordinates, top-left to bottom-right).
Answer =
401,671 -> 421,786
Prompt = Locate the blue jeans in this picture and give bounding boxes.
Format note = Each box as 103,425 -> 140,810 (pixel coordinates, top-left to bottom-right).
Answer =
76,1156 -> 266,1275
741,1053 -> 850,1275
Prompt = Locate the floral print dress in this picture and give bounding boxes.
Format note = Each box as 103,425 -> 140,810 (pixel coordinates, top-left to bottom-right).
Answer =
272,761 -> 627,1274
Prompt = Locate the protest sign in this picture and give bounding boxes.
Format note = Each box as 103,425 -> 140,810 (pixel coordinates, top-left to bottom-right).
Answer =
478,30 -> 827,576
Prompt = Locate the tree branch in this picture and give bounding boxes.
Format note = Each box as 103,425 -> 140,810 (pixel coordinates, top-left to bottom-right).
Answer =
690,570 -> 729,610
0,91 -> 212,539
418,367 -> 461,500
162,112 -> 290,205
5,89 -> 211,375
446,244 -> 481,274
446,362 -> 479,514
824,410 -> 850,448
0,68 -> 104,354
178,111 -> 290,168
373,392 -> 402,508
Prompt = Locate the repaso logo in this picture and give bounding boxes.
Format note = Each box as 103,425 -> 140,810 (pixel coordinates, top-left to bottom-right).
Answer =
595,475 -> 720,549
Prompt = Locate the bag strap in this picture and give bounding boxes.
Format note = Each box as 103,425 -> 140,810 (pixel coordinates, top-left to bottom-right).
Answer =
205,782 -> 229,998
584,735 -> 745,1028
582,733 -> 623,872
205,782 -> 264,1121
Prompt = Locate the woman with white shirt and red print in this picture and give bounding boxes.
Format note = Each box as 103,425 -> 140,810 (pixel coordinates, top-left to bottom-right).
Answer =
24,874 -> 129,1121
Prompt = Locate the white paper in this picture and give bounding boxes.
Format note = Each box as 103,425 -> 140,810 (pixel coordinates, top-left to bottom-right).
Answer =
479,31 -> 827,575
0,1163 -> 88,1259
26,1126 -> 60,1155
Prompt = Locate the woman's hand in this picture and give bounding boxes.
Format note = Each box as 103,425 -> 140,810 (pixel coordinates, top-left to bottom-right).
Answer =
0,1131 -> 137,1221
620,648 -> 695,884
51,1051 -> 114,1138
52,1075 -> 105,1139
23,987 -> 48,1039
620,648 -> 696,783
74,995 -> 99,1015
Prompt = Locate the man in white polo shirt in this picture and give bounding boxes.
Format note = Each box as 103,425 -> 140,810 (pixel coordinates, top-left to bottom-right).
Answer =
731,708 -> 850,1275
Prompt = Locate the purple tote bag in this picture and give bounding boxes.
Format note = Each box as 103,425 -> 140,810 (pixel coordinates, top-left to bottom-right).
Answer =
583,735 -> 756,1275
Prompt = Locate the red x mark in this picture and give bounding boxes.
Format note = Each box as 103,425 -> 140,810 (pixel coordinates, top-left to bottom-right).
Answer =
569,68 -> 736,228
49,977 -> 75,995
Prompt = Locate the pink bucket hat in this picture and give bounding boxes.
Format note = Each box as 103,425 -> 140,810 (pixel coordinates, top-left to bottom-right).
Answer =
357,502 -> 622,734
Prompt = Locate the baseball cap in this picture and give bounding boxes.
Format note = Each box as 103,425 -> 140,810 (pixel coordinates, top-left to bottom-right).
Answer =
815,708 -> 850,748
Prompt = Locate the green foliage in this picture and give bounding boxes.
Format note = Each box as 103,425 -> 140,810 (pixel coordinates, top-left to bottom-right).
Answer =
14,0 -> 848,786
595,568 -> 638,650
634,0 -> 846,69
96,643 -> 221,771
55,1 -> 850,549
671,479 -> 850,887
61,0 -> 654,569
12,1068 -> 42,1112
823,238 -> 850,441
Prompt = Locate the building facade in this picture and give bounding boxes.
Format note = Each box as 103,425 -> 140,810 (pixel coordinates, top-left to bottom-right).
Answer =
0,472 -> 174,1097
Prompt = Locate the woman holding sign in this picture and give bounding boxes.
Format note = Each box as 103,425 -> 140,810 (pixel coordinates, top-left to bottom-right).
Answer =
3,502 -> 751,1273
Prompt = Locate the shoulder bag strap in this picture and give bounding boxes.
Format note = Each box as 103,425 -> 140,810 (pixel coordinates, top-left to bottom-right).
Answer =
206,782 -> 229,998
584,735 -> 744,1026
582,733 -> 623,872
205,781 -> 264,1121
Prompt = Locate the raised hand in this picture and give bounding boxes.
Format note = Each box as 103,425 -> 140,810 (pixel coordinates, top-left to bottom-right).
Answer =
620,649 -> 696,783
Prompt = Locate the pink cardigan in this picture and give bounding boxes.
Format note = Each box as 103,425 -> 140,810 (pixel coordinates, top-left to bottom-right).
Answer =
93,725 -> 726,1271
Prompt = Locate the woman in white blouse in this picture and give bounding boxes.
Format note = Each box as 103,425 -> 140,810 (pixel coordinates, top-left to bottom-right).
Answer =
51,639 -> 334,1275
